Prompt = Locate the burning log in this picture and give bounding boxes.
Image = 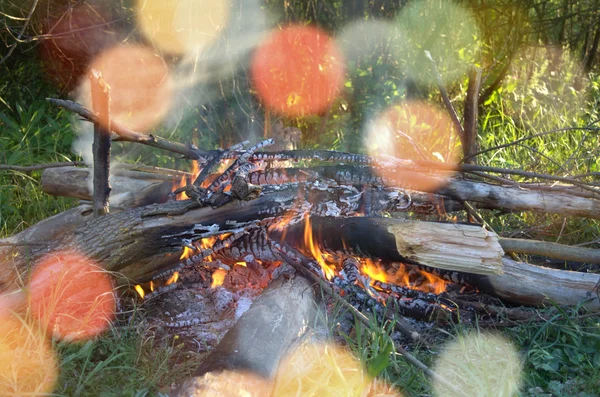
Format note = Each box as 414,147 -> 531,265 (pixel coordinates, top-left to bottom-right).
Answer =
1,184 -> 599,308
175,267 -> 316,396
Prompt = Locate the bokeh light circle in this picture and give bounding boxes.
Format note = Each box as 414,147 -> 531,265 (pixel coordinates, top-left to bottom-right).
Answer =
136,0 -> 230,55
28,251 -> 116,341
433,332 -> 522,397
273,342 -> 401,396
0,314 -> 58,395
80,44 -> 173,132
251,25 -> 345,116
366,101 -> 460,192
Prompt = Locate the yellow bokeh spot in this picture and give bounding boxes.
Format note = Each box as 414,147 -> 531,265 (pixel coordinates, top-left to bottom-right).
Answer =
137,0 -> 230,55
273,342 -> 402,397
0,314 -> 57,395
433,332 -> 522,397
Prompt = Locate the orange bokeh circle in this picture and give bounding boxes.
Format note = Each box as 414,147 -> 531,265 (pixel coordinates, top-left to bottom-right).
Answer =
28,251 -> 116,341
251,25 -> 345,116
83,44 -> 172,132
369,101 -> 460,192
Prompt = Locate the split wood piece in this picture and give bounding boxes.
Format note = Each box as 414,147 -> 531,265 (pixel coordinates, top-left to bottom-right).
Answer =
175,268 -> 316,396
41,167 -> 173,209
280,217 -> 600,309
89,70 -> 111,217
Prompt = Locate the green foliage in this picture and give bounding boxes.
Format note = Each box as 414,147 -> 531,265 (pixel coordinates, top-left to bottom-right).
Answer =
0,54 -> 78,237
507,309 -> 600,396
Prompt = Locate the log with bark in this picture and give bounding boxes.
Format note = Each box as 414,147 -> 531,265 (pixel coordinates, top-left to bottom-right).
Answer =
2,180 -> 599,309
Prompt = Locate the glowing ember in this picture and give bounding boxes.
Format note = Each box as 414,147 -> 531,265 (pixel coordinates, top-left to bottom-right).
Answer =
165,271 -> 179,285
235,262 -> 247,267
211,269 -> 227,288
134,285 -> 145,299
303,216 -> 335,280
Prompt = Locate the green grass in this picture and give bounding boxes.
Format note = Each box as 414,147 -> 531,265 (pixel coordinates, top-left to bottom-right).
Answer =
52,321 -> 196,396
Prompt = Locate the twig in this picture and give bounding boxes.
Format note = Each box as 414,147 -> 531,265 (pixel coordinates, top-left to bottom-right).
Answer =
460,164 -> 600,195
273,244 -> 468,397
47,98 -> 209,162
461,123 -> 600,164
463,67 -> 482,162
0,161 -> 84,172
0,0 -> 38,66
424,51 -> 466,144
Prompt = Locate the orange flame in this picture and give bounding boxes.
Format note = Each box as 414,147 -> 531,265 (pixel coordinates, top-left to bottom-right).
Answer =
173,175 -> 186,200
191,160 -> 200,181
165,271 -> 179,285
361,259 -> 389,284
180,246 -> 193,260
211,269 -> 227,288
419,269 -> 447,294
149,280 -> 155,292
303,216 -> 335,280
134,285 -> 145,299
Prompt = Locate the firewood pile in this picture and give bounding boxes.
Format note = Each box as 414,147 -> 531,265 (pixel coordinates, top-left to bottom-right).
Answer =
1,74 -> 600,395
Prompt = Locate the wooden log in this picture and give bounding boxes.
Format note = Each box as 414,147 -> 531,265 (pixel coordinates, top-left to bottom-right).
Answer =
1,188 -> 598,308
499,238 -> 600,265
281,217 -> 600,309
439,178 -> 600,220
282,217 -> 504,276
41,167 -> 173,208
175,269 -> 316,396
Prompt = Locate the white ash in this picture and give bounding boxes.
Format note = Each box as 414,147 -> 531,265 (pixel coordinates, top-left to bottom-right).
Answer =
211,287 -> 234,313
235,296 -> 253,320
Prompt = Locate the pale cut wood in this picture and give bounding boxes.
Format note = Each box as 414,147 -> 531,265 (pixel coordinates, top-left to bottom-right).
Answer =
176,270 -> 316,396
388,221 -> 503,275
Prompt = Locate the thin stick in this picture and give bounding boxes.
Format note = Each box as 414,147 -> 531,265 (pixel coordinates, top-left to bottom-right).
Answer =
0,161 -> 84,172
47,98 -> 209,162
424,51 -> 466,145
0,0 -> 38,66
461,123 -> 600,164
460,164 -> 600,195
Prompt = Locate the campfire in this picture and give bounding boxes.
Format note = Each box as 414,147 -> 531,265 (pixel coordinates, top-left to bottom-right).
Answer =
2,75 -> 598,396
